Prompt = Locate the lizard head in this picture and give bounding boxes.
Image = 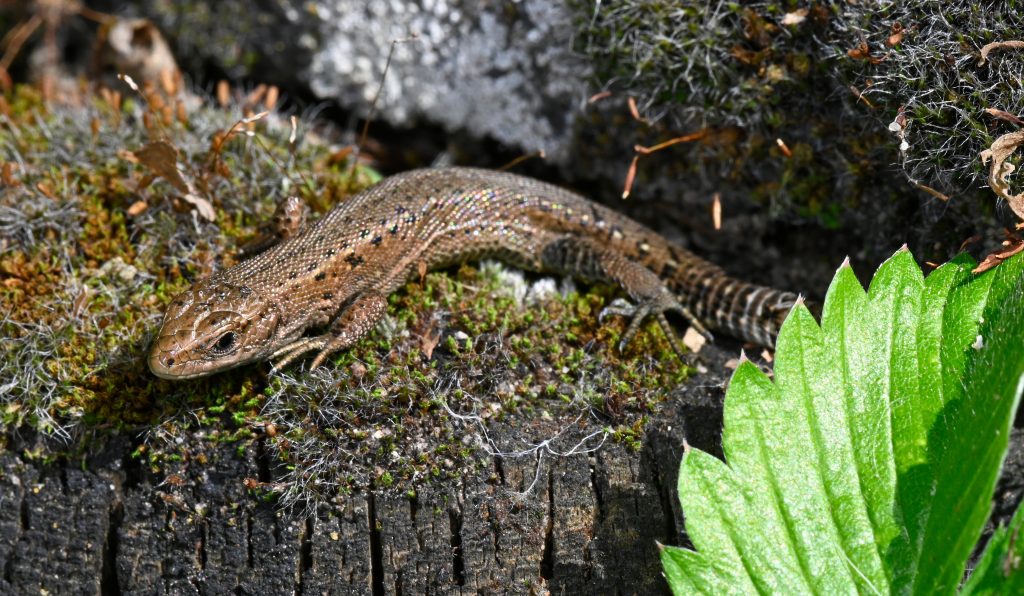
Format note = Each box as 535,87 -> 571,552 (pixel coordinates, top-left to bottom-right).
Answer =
148,280 -> 281,379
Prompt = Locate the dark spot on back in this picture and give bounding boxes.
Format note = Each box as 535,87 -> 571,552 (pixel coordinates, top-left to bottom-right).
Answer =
345,254 -> 365,268
314,272 -> 326,281
326,248 -> 336,257
307,262 -> 318,272
322,292 -> 333,300
371,235 -> 383,246
288,271 -> 298,280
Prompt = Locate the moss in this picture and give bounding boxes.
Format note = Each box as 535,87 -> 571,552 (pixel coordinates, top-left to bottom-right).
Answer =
1,79 -> 692,508
572,1 -> 1022,258
258,259 -> 691,507
0,81 -> 374,446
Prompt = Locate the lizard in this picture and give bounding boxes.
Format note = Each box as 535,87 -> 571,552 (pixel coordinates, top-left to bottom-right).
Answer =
149,167 -> 799,380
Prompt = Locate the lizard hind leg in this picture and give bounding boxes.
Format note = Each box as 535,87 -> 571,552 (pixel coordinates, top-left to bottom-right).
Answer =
540,237 -> 711,359
599,294 -> 706,358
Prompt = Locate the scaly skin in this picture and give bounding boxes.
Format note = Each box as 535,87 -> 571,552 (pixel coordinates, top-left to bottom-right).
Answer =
149,167 -> 798,379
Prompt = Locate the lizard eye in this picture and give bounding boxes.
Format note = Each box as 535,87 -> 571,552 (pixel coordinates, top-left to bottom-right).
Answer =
213,332 -> 237,353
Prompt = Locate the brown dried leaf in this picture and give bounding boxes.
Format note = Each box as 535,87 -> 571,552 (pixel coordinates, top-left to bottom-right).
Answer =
182,194 -> 216,221
980,130 -> 1024,220
978,40 -> 1024,66
730,45 -> 771,67
132,140 -> 189,193
131,141 -> 216,221
741,9 -> 772,48
973,239 -> 1024,274
420,327 -> 442,360
985,107 -> 1024,127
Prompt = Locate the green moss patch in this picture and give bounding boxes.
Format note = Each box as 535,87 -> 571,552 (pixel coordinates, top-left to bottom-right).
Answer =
1,82 -> 690,504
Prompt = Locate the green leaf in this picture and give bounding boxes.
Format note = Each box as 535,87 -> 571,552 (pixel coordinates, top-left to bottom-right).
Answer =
913,252 -> 1024,593
663,250 -> 1024,595
961,503 -> 1024,594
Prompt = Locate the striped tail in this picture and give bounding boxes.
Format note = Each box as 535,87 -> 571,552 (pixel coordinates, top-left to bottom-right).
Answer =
680,274 -> 800,348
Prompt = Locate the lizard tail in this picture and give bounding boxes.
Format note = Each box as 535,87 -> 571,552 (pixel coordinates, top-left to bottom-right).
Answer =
683,277 -> 802,348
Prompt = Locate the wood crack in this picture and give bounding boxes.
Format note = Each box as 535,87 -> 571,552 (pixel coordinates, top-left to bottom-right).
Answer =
368,491 -> 384,596
100,497 -> 123,595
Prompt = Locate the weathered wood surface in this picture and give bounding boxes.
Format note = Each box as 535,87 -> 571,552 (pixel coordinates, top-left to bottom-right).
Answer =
0,342 -> 731,595
2,342 -> 1021,595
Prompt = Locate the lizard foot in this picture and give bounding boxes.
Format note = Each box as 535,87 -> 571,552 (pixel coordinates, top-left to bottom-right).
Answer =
268,336 -> 328,374
599,295 -> 712,358
269,292 -> 388,374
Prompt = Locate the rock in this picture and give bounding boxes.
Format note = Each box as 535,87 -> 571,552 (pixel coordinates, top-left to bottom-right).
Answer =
90,0 -> 591,162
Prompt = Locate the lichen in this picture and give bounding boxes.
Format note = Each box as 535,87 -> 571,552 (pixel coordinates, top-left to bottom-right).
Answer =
0,81 -> 689,506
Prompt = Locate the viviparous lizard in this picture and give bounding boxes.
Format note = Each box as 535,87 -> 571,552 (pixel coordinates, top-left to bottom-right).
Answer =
149,167 -> 799,379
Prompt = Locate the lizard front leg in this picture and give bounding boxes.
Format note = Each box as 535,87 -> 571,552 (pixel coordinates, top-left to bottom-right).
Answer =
539,237 -> 710,357
269,292 -> 388,372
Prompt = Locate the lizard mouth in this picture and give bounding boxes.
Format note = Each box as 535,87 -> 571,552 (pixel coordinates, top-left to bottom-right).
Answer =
148,341 -> 208,380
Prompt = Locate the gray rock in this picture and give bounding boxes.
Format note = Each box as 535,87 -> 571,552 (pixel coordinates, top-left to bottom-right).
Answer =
93,0 -> 591,162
